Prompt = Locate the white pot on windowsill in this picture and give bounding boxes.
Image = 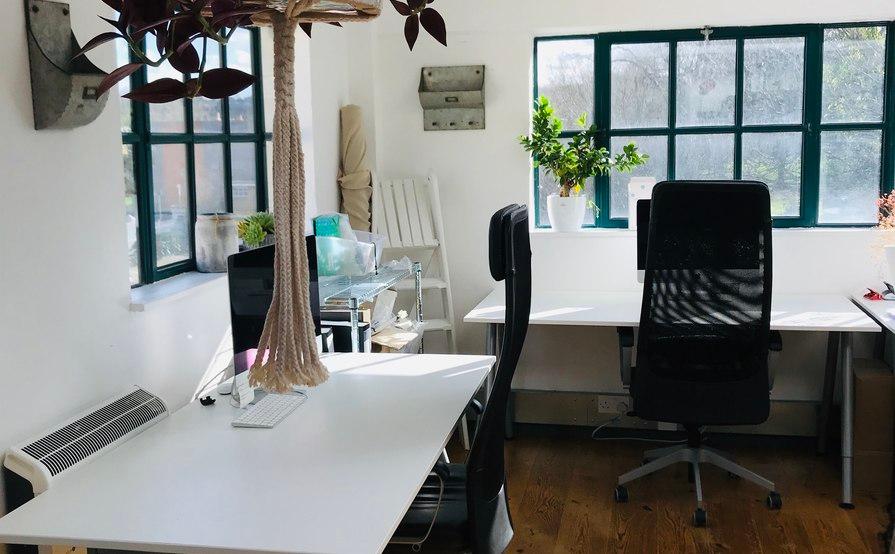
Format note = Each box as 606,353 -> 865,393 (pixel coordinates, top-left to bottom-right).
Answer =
546,194 -> 586,232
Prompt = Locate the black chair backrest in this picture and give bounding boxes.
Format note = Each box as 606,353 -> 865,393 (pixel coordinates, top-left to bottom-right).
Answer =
467,205 -> 531,501
633,181 -> 773,425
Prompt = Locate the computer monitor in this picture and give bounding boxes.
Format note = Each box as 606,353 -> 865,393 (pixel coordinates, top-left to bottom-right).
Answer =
227,237 -> 321,376
636,198 -> 650,283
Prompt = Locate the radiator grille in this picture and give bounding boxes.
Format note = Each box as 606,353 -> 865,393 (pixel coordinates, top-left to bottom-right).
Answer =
19,388 -> 166,477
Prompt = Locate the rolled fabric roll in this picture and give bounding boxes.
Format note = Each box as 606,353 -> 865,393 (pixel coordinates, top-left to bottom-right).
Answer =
338,104 -> 373,231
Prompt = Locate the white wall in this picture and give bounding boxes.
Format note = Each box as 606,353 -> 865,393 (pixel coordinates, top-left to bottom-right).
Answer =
0,5 -> 359,523
369,1 -> 895,402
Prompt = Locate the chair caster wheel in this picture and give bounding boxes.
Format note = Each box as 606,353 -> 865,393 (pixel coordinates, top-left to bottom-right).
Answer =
614,485 -> 628,503
693,508 -> 707,527
766,491 -> 782,510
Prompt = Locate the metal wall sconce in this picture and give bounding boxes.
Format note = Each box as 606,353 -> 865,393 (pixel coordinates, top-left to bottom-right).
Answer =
25,0 -> 109,130
418,65 -> 485,131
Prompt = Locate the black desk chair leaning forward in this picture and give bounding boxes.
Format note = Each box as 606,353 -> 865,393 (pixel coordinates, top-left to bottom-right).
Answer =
615,180 -> 782,527
388,204 -> 532,553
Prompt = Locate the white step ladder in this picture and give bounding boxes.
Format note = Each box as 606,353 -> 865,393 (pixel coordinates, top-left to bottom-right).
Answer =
372,173 -> 457,354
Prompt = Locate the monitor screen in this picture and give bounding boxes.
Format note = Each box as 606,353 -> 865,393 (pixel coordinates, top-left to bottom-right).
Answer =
227,237 -> 320,376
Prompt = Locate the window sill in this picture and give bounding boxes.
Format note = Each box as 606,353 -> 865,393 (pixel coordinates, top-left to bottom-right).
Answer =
530,226 -> 885,239
129,272 -> 227,312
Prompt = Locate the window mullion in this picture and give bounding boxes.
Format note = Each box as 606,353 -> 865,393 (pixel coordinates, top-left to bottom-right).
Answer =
883,22 -> 895,195
252,29 -> 269,212
802,26 -> 824,227
733,37 -> 744,180
184,80 -> 198,267
668,40 -> 677,180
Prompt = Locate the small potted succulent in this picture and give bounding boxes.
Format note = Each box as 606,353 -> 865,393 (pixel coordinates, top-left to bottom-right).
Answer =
878,191 -> 895,279
519,96 -> 648,231
237,212 -> 275,249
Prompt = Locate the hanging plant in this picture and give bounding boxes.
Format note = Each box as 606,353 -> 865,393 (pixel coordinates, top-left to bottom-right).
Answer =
78,0 -> 448,103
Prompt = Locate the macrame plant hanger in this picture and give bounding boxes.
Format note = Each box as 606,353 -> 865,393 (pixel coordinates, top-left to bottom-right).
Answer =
246,0 -> 381,392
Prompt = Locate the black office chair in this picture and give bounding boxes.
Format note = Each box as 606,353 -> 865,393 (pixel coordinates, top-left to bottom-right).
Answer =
387,205 -> 531,553
614,181 -> 782,527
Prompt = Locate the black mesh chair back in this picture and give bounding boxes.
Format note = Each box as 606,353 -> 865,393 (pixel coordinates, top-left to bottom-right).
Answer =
633,181 -> 773,426
467,204 -> 531,552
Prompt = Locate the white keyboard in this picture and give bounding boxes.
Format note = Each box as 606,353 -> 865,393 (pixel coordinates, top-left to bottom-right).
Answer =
231,393 -> 307,428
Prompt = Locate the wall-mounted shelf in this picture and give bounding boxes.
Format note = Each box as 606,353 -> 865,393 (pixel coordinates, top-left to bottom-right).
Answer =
418,65 -> 485,131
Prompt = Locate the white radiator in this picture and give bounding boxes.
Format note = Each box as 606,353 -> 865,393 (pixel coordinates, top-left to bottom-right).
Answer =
4,386 -> 168,495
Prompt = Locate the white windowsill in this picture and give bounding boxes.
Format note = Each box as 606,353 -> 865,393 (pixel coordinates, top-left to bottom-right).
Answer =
530,226 -> 884,239
129,272 -> 227,312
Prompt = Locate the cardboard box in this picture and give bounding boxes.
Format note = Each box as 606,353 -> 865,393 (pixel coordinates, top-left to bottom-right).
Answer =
854,358 -> 894,453
854,450 -> 894,495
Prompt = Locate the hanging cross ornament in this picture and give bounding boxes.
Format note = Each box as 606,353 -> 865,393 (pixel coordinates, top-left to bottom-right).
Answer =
82,0 -> 448,392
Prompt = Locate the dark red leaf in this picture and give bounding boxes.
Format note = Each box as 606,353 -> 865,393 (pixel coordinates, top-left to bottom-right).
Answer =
168,42 -> 200,73
408,0 -> 426,11
132,13 -> 192,36
100,0 -> 123,11
97,62 -> 143,96
210,7 -> 266,27
390,0 -> 412,16
404,14 -> 419,50
299,22 -> 313,37
124,78 -> 189,103
72,32 -> 121,60
210,0 -> 238,14
128,0 -> 172,28
156,27 -> 168,55
197,68 -> 255,99
419,8 -> 446,46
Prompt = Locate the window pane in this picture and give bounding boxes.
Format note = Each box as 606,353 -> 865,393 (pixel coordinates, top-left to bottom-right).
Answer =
116,40 -> 132,133
228,28 -> 256,133
611,43 -> 669,129
151,145 -> 190,266
675,134 -> 734,180
147,63 -> 186,133
195,143 -> 227,214
822,27 -> 886,124
535,39 -> 594,131
742,132 -> 802,218
537,140 -> 595,226
231,143 -> 258,214
676,40 -> 736,127
743,37 -> 805,125
193,42 -> 223,133
609,135 -> 668,219
818,130 -> 881,224
123,145 -> 140,285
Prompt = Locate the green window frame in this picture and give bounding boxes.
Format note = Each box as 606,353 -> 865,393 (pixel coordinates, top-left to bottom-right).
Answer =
533,22 -> 895,228
120,28 -> 269,286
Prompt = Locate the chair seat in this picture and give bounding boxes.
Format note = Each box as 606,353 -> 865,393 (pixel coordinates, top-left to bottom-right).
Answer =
386,463 -> 470,553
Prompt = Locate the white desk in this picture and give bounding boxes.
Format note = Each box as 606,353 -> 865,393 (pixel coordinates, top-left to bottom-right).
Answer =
852,293 -> 895,335
464,288 -> 879,508
0,353 -> 494,554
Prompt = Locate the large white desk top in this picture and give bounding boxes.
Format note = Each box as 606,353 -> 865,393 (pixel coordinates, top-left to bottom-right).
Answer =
851,293 -> 895,334
0,353 -> 494,554
465,288 -> 880,333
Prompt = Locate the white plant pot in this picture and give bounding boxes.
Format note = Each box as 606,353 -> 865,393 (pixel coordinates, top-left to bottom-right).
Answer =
885,245 -> 895,282
195,213 -> 239,273
546,194 -> 586,232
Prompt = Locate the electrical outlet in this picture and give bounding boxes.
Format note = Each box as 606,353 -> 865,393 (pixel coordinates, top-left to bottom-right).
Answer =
597,395 -> 630,414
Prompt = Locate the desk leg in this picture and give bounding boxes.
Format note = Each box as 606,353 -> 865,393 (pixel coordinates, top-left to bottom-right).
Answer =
840,331 -> 855,509
817,331 -> 840,455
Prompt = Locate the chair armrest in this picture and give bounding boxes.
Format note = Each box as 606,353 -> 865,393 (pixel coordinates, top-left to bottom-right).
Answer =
617,327 -> 635,388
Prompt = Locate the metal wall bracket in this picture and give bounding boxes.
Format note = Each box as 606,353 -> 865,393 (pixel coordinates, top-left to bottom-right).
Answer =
418,65 -> 485,131
25,0 -> 109,130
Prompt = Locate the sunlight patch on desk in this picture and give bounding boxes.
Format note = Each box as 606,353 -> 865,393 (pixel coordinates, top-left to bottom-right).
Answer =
771,310 -> 868,328
191,327 -> 234,400
530,306 -> 593,319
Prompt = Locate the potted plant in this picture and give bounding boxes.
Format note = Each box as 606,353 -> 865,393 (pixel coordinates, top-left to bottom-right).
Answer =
237,212 -> 275,249
878,191 -> 895,279
519,96 -> 648,231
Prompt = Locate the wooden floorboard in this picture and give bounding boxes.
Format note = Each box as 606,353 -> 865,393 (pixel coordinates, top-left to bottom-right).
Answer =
451,430 -> 890,554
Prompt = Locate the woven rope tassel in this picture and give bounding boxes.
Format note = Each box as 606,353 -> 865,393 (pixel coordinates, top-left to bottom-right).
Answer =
249,12 -> 329,392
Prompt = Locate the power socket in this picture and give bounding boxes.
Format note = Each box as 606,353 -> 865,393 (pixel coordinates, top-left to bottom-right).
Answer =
597,395 -> 630,414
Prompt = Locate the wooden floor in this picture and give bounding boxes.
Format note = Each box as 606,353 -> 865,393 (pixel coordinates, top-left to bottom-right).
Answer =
459,429 -> 891,553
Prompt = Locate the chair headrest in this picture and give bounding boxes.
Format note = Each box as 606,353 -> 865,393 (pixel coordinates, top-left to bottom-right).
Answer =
488,205 -> 520,281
